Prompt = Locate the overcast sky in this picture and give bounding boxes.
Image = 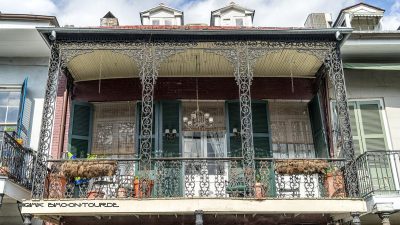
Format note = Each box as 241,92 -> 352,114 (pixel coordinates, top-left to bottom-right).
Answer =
0,0 -> 399,29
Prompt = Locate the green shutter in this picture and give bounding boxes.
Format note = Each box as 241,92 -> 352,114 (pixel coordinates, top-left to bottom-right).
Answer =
161,101 -> 180,157
308,94 -> 329,158
358,102 -> 387,151
69,102 -> 93,158
227,101 -> 271,157
252,101 -> 270,158
348,102 -> 363,156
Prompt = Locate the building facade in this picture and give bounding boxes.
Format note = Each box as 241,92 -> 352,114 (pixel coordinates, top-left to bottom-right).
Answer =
0,13 -> 59,225
1,2 -> 397,225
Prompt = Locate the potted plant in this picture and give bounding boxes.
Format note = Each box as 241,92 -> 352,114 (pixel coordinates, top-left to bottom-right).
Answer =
254,174 -> 265,199
275,160 -> 329,175
324,166 -> 346,198
133,174 -> 154,198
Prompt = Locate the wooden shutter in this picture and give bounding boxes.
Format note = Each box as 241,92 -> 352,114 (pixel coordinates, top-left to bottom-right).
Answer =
161,101 -> 180,157
357,101 -> 387,151
69,102 -> 93,158
252,101 -> 270,158
308,94 -> 329,158
227,101 -> 271,157
17,77 -> 28,137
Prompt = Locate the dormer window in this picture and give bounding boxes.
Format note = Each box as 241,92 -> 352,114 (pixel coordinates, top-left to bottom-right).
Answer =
211,2 -> 255,27
333,3 -> 384,31
235,18 -> 244,26
140,3 -> 184,26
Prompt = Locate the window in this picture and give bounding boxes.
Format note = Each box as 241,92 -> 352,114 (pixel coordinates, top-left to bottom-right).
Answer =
235,18 -> 244,26
269,102 -> 315,158
152,20 -> 160,25
91,102 -> 136,156
164,19 -> 173,25
0,90 -> 21,132
346,100 -> 388,155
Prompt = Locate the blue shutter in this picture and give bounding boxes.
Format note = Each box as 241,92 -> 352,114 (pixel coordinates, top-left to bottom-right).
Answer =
17,77 -> 28,137
68,101 -> 93,158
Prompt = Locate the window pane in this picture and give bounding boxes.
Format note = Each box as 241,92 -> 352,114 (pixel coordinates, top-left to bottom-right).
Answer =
0,107 -> 7,123
360,103 -> 383,135
152,20 -> 160,25
0,92 -> 8,105
235,18 -> 244,26
6,107 -> 19,123
8,92 -> 21,106
165,20 -> 172,25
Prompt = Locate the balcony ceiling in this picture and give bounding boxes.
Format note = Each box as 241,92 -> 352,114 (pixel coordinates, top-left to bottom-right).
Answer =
67,44 -> 323,82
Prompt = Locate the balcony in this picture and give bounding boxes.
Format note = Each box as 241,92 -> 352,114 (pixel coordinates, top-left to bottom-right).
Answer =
0,131 -> 35,190
356,150 -> 400,213
43,157 -> 348,200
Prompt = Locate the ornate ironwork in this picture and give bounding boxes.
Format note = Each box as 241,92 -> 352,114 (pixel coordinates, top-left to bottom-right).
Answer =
0,132 -> 35,190
323,44 -> 358,197
32,42 -> 61,199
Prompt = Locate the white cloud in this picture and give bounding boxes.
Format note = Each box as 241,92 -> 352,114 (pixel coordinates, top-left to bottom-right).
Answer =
0,0 -> 398,29
382,1 -> 400,30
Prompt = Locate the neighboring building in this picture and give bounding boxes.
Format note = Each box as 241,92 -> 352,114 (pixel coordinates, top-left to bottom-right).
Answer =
335,3 -> 400,225
210,2 -> 254,26
334,3 -> 384,31
0,13 -> 58,225
140,3 -> 183,26
100,12 -> 119,27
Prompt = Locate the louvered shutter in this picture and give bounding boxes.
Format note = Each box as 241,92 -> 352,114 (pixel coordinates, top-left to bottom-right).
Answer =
161,101 -> 180,157
348,102 -> 363,156
308,94 -> 329,158
358,101 -> 387,151
227,101 -> 271,157
69,102 -> 93,158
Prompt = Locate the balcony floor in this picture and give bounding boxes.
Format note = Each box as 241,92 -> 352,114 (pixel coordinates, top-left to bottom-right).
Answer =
22,198 -> 366,221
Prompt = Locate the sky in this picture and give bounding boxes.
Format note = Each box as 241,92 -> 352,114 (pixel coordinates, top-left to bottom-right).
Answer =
0,0 -> 399,29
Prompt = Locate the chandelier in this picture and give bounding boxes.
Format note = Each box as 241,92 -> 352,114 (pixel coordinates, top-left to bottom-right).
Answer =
183,78 -> 214,130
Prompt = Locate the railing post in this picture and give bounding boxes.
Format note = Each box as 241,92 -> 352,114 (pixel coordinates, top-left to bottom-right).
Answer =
32,41 -> 61,199
325,43 -> 359,197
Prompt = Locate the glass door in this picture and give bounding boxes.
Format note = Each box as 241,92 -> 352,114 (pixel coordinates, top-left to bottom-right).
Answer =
182,131 -> 227,197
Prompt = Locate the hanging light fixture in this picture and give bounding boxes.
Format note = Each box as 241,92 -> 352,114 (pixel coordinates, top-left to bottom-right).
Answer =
183,78 -> 214,130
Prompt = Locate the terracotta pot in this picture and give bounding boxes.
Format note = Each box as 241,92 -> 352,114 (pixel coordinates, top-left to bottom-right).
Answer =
254,182 -> 264,199
87,191 -> 105,199
48,175 -> 67,199
324,172 -> 346,198
134,178 -> 140,198
117,187 -> 127,198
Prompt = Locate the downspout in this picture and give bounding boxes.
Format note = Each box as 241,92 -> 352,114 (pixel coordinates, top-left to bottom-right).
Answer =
57,84 -> 69,159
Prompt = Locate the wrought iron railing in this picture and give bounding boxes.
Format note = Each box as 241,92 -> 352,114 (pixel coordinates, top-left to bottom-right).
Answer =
0,131 -> 35,190
41,157 -> 349,200
356,151 -> 400,197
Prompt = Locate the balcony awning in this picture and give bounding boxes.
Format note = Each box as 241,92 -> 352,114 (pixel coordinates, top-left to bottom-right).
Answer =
343,63 -> 400,71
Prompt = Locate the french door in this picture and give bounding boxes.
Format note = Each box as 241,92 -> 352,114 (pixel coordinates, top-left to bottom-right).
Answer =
182,131 -> 228,197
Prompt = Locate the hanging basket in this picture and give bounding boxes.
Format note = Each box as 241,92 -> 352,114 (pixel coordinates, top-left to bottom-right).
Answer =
275,160 -> 329,175
61,160 -> 117,178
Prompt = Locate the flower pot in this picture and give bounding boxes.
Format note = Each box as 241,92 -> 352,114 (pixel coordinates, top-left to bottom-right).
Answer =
61,160 -> 117,178
254,182 -> 265,199
87,190 -> 105,199
48,174 -> 67,199
15,138 -> 23,145
133,177 -> 140,198
117,187 -> 127,198
0,166 -> 9,176
324,172 -> 346,198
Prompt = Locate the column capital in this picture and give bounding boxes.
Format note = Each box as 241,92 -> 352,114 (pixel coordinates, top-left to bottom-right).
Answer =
351,212 -> 361,225
378,212 -> 392,225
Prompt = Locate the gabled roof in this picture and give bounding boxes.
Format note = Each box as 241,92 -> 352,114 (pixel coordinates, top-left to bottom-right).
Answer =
0,13 -> 59,27
102,11 -> 116,19
139,3 -> 184,25
211,2 -> 255,15
140,3 -> 183,16
333,3 -> 385,27
210,2 -> 255,26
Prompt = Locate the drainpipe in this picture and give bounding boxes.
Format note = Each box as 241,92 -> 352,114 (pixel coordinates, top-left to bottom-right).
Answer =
57,86 -> 69,159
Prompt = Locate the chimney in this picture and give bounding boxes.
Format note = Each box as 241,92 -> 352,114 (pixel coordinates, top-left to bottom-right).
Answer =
304,13 -> 332,28
100,11 -> 119,26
